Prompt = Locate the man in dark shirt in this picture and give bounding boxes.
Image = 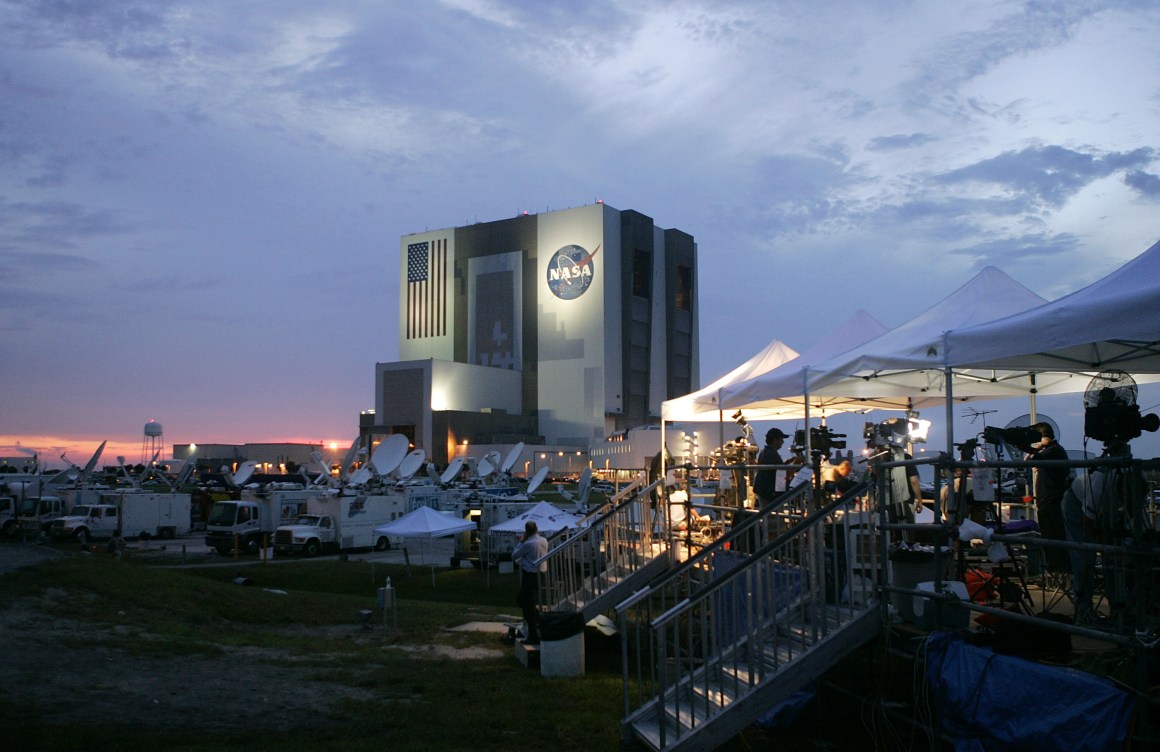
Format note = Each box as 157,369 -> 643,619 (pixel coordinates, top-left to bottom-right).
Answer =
1028,423 -> 1070,571
753,428 -> 789,507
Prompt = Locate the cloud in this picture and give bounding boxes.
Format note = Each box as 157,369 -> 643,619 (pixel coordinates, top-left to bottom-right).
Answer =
1124,170 -> 1160,198
867,133 -> 937,151
933,145 -> 1157,208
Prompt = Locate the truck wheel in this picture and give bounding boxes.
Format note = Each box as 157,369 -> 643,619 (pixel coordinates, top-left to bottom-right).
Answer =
75,528 -> 89,545
303,540 -> 321,557
1,521 -> 15,538
243,536 -> 260,555
374,536 -> 390,551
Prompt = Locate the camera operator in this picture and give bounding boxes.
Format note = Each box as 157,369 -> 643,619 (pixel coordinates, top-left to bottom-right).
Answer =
753,428 -> 789,507
1024,423 -> 1070,572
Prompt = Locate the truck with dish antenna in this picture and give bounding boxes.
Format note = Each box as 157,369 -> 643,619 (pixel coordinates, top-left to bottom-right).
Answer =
272,435 -> 420,556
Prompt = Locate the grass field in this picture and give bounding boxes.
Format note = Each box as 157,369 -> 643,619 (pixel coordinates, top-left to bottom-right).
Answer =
0,547 -> 632,751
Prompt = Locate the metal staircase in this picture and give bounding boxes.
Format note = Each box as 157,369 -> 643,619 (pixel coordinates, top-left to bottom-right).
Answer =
616,479 -> 883,752
537,475 -> 673,621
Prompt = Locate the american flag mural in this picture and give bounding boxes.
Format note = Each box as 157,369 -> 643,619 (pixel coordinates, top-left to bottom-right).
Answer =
406,239 -> 447,339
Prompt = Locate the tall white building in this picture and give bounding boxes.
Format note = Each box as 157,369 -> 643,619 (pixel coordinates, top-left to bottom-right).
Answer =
371,202 -> 699,466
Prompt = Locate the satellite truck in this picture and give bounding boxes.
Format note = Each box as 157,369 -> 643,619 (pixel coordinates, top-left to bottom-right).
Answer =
204,462 -> 328,555
272,494 -> 408,557
50,491 -> 192,544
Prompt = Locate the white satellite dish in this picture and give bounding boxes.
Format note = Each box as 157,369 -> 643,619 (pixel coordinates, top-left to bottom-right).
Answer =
577,466 -> 593,500
371,434 -> 410,476
348,467 -> 373,486
233,460 -> 257,487
396,449 -> 426,480
526,465 -> 550,494
440,456 -> 465,484
477,451 -> 501,478
500,442 -> 525,474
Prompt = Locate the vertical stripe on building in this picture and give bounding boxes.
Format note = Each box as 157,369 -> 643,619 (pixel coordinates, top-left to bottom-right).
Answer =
407,239 -> 447,339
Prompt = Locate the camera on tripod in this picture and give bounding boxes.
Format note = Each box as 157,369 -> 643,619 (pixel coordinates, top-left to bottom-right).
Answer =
863,416 -> 931,450
793,426 -> 846,456
1084,388 -> 1160,443
982,425 -> 1040,454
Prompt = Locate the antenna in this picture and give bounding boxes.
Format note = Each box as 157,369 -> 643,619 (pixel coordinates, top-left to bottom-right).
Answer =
440,456 -> 465,484
396,449 -> 426,480
962,407 -> 998,424
526,465 -> 549,494
500,442 -> 525,474
370,434 -> 409,476
477,451 -> 502,479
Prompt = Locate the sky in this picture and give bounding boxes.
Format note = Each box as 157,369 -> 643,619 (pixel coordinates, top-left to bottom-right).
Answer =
3,0 -> 1160,469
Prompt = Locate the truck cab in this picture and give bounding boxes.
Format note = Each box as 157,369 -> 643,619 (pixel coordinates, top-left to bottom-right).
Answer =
0,496 -> 16,537
17,496 -> 69,537
205,499 -> 272,555
273,514 -> 335,557
50,505 -> 119,543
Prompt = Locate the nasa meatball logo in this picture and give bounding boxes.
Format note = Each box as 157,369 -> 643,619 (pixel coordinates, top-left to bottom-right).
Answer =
546,243 -> 600,300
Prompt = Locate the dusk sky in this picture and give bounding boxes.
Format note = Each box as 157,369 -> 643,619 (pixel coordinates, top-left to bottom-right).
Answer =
3,1 -> 1159,468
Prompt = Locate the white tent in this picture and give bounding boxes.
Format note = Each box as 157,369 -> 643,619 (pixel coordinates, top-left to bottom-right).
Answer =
375,506 -> 476,585
781,266 -> 1055,409
718,309 -> 889,419
711,266 -> 1061,457
374,505 -> 476,538
945,238 -> 1160,374
487,501 -> 583,536
661,338 -> 798,422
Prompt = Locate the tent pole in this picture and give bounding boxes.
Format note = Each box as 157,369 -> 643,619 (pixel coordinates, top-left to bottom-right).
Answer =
1029,373 -> 1038,424
944,334 -> 955,458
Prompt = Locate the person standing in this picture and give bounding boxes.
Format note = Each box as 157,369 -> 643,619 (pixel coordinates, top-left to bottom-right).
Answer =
753,428 -> 789,507
1062,468 -> 1114,623
511,520 -> 549,644
1028,423 -> 1070,572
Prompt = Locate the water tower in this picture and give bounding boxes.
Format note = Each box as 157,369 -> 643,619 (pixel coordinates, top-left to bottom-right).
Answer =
141,420 -> 164,463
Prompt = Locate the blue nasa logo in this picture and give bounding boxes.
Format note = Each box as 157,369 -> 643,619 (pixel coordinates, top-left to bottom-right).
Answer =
546,244 -> 600,300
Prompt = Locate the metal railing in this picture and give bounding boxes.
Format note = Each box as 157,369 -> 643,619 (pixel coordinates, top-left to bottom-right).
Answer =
618,477 -> 877,750
536,473 -> 668,617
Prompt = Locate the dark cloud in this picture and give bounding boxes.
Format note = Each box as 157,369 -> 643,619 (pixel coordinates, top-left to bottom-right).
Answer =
867,133 -> 937,151
0,198 -> 133,251
944,233 -> 1083,268
933,145 -> 1157,208
1125,170 -> 1160,198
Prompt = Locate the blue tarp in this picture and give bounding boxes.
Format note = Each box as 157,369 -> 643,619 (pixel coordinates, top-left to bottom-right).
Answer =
924,632 -> 1135,752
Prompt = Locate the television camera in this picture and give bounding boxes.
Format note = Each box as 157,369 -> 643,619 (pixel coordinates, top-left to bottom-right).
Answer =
863,416 -> 931,450
982,424 -> 1040,455
1084,387 -> 1160,443
793,426 -> 846,456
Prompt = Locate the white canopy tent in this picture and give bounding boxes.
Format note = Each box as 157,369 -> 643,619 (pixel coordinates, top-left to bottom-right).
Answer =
374,506 -> 476,585
945,238 -> 1160,374
487,501 -> 583,536
660,338 -> 799,422
717,308 -> 890,420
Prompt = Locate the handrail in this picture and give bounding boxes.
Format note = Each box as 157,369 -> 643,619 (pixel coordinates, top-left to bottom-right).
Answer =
649,479 -> 872,630
614,482 -> 812,613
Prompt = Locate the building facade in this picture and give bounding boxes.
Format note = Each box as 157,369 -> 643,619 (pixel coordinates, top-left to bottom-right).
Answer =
372,202 -> 699,466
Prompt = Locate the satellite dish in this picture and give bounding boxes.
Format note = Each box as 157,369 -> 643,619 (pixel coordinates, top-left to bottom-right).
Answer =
526,465 -> 549,494
577,466 -> 593,501
338,438 -> 361,480
1000,414 -> 1060,458
371,434 -> 409,476
396,449 -> 426,480
500,442 -> 525,474
348,467 -> 372,486
477,451 -> 502,479
440,456 -> 465,484
233,460 -> 257,487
